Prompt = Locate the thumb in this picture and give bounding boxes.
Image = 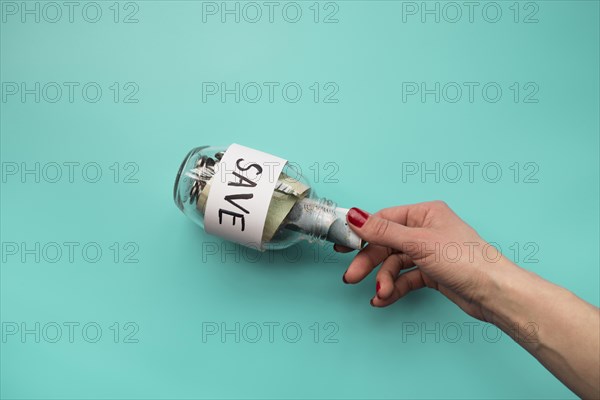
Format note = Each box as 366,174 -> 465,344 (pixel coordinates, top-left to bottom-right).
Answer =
346,207 -> 423,254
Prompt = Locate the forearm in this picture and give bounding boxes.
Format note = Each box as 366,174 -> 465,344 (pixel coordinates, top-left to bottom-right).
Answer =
482,259 -> 600,399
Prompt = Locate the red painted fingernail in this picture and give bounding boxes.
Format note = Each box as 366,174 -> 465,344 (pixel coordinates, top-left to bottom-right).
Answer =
376,281 -> 381,294
342,273 -> 348,284
347,207 -> 369,228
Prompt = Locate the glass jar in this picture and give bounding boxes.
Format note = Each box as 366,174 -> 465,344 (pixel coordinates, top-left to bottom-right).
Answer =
174,144 -> 362,251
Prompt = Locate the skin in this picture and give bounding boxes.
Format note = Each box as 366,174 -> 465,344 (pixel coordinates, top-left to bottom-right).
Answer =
336,201 -> 600,399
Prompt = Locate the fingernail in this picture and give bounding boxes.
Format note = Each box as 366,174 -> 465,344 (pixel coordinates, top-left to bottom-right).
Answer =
376,281 -> 381,294
347,207 -> 369,228
370,298 -> 375,307
342,273 -> 348,284
333,244 -> 340,252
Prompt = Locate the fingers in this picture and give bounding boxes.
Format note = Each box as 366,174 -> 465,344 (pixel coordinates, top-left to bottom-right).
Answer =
375,253 -> 414,300
374,206 -> 413,226
347,208 -> 426,254
374,202 -> 434,227
342,244 -> 390,284
371,269 -> 439,308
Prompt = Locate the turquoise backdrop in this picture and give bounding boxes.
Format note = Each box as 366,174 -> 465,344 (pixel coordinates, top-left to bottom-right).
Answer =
1,1 -> 599,399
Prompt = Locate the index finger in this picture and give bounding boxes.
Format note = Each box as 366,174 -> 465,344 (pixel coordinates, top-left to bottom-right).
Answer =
343,243 -> 392,284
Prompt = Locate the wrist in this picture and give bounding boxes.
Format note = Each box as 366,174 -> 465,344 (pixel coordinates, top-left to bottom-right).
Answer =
477,258 -> 600,398
477,257 -> 540,334
477,257 -> 575,350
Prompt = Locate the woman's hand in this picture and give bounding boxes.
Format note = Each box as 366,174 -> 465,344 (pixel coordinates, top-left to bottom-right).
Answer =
337,201 -> 512,321
336,201 -> 600,399
335,201 -> 506,319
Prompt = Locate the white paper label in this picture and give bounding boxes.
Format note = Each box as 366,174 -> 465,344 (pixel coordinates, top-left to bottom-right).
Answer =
204,143 -> 287,249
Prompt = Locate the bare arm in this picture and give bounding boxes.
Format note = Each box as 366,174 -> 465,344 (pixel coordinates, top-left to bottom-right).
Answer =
338,201 -> 600,398
485,260 -> 600,399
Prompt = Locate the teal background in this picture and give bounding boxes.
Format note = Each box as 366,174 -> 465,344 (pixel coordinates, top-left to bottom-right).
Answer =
1,1 -> 599,399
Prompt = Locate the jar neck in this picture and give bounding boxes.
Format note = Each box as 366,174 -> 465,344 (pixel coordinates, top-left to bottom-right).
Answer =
286,196 -> 363,249
301,197 -> 338,243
